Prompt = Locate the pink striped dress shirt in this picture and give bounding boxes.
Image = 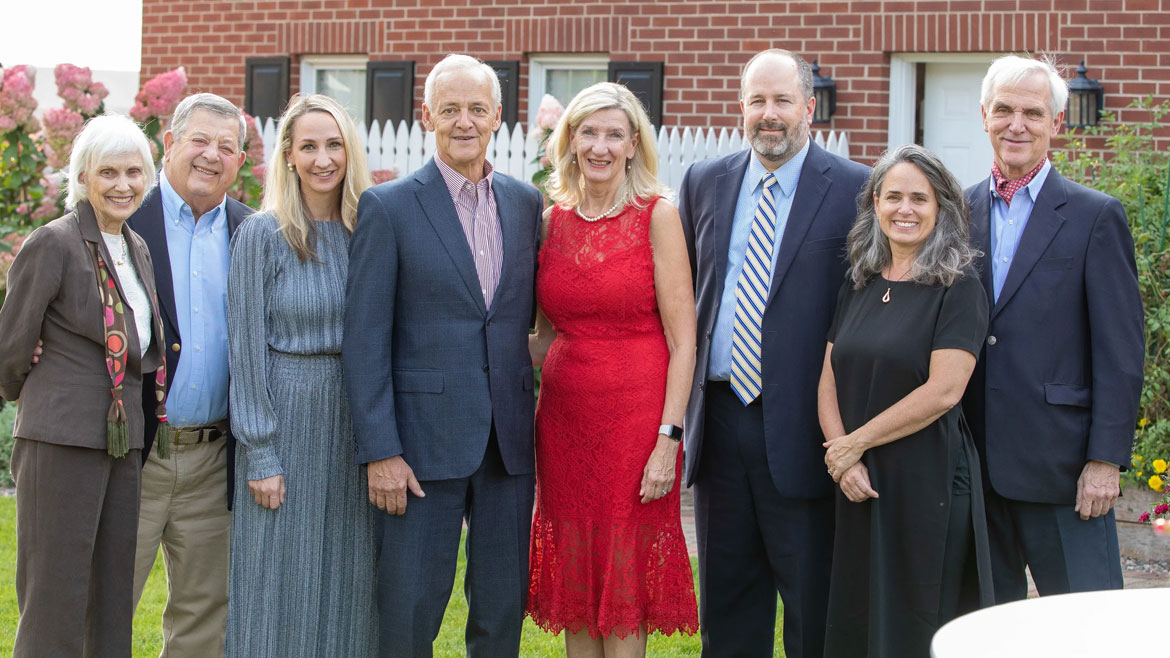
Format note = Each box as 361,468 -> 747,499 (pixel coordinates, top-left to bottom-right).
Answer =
434,156 -> 504,307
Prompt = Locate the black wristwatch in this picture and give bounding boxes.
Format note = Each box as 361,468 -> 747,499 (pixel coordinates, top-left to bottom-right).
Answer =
658,424 -> 683,441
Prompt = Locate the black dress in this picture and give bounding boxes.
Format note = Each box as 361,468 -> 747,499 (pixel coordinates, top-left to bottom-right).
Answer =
823,273 -> 993,658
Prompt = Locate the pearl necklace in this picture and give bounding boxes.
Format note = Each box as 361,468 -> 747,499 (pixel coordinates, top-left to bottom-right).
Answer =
575,200 -> 622,223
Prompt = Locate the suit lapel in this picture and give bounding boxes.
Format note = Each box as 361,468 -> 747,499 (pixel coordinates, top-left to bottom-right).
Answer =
767,142 -> 828,305
968,178 -> 995,303
488,175 -> 518,319
414,161 -> 487,315
992,171 -> 1068,318
130,188 -> 180,334
713,152 -> 751,302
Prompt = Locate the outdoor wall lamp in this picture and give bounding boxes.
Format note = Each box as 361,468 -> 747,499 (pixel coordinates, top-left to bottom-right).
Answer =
1067,61 -> 1104,128
811,60 -> 837,124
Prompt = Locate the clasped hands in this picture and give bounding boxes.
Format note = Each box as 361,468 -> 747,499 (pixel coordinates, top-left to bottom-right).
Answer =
824,434 -> 878,503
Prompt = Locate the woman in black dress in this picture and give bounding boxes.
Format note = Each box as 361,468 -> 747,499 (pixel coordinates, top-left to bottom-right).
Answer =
818,144 -> 993,658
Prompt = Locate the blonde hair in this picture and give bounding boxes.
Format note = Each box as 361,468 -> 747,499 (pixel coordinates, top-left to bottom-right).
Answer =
545,82 -> 669,209
262,94 -> 372,261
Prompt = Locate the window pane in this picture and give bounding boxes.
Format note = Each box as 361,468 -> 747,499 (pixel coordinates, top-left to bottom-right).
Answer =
545,68 -> 606,107
316,68 -> 367,125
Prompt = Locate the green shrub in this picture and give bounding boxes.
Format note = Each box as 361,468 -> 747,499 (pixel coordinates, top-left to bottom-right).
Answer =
1052,97 -> 1170,487
0,401 -> 15,488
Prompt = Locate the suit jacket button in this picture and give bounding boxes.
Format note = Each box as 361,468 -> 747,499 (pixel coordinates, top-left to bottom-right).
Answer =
171,343 -> 181,352
482,364 -> 489,372
986,335 -> 997,345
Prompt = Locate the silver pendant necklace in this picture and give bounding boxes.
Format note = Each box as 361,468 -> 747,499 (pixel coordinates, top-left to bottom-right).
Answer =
575,200 -> 622,223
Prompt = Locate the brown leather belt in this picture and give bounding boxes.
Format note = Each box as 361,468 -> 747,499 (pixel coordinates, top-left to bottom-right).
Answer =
172,419 -> 229,445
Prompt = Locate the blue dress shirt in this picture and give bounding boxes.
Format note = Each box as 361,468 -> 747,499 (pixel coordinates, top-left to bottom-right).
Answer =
989,159 -> 1051,301
709,139 -> 811,380
159,171 -> 231,426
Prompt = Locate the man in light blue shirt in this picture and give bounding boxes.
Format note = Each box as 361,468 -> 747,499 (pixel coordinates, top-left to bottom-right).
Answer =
678,49 -> 871,658
127,93 -> 252,658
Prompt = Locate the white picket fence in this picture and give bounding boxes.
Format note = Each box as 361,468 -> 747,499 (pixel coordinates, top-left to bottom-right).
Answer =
257,118 -> 850,192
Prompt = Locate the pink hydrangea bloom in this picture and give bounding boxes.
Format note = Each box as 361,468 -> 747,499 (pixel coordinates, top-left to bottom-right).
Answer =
251,164 -> 266,182
242,113 -> 264,165
535,94 -> 565,131
130,67 -> 187,122
54,64 -> 109,116
29,176 -> 62,221
371,169 -> 397,185
0,65 -> 41,133
42,107 -> 85,169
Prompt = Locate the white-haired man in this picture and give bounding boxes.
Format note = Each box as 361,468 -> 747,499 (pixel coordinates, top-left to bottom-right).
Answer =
343,54 -> 542,657
962,55 -> 1144,601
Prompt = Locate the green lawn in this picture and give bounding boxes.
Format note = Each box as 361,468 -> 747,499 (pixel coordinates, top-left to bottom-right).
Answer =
0,496 -> 784,656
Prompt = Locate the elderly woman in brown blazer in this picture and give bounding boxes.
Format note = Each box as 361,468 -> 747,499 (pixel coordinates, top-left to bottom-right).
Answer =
0,114 -> 168,658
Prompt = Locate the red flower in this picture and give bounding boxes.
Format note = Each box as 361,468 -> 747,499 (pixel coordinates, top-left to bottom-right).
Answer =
1155,503 -> 1169,516
1139,512 -> 1151,523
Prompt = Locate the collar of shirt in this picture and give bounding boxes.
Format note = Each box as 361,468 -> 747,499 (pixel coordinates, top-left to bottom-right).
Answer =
434,155 -> 495,202
159,170 -> 228,232
988,158 -> 1051,207
741,137 -> 810,201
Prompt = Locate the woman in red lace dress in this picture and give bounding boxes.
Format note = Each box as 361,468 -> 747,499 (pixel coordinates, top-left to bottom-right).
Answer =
527,82 -> 698,657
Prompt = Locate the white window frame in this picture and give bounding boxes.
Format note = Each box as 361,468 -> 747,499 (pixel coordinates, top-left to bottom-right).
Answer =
300,55 -> 369,125
527,54 -> 609,125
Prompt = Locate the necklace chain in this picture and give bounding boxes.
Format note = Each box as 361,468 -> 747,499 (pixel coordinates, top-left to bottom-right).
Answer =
880,265 -> 913,304
575,200 -> 622,223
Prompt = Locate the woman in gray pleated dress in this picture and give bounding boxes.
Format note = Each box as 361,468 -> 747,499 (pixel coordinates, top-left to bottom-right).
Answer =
225,94 -> 375,657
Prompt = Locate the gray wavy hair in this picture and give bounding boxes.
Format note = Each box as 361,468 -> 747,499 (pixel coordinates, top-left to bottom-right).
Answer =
847,144 -> 978,289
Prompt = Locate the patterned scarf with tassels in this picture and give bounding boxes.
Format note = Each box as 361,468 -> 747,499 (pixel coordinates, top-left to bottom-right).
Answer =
85,230 -> 170,458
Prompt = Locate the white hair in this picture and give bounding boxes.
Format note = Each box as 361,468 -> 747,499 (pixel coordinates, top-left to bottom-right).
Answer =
423,54 -> 501,110
980,54 -> 1069,117
168,92 -> 246,151
65,114 -> 156,208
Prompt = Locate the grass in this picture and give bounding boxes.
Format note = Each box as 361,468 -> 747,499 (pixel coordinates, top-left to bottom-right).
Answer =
0,496 -> 785,656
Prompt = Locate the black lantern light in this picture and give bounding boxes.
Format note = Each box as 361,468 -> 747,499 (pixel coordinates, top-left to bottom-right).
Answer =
1066,61 -> 1104,128
811,59 -> 837,124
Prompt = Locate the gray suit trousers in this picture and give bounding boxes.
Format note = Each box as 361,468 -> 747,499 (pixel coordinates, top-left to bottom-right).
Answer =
12,438 -> 141,658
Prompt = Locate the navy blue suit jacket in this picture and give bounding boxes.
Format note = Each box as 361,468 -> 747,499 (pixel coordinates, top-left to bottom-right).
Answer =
128,186 -> 254,507
343,159 -> 542,481
963,170 -> 1144,505
679,142 -> 870,496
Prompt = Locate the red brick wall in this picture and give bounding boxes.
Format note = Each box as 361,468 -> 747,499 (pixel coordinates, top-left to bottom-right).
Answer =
140,0 -> 1170,163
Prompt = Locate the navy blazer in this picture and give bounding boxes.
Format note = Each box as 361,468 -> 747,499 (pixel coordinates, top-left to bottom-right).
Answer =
679,142 -> 871,497
963,169 -> 1144,505
128,186 -> 254,506
343,159 -> 542,481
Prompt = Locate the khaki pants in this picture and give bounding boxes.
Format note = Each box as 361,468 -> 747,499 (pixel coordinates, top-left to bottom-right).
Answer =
133,438 -> 232,658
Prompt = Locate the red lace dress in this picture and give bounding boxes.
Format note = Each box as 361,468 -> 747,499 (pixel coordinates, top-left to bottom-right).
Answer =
527,197 -> 699,639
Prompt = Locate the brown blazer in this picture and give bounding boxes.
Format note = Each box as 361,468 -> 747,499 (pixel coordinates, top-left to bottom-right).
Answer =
0,202 -> 165,450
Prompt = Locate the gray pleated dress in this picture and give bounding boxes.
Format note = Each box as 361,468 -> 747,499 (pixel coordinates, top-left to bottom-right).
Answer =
224,213 -> 376,657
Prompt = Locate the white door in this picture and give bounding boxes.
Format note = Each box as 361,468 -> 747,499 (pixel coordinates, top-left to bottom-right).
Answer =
922,63 -> 994,188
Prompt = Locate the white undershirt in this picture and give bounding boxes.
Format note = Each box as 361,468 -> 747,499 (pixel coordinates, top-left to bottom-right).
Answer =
101,232 -> 152,358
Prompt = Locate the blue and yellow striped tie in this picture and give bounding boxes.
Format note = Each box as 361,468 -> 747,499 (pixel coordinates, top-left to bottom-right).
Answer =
730,172 -> 779,405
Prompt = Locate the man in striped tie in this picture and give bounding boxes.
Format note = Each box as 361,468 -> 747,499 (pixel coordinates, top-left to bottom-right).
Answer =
678,49 -> 870,658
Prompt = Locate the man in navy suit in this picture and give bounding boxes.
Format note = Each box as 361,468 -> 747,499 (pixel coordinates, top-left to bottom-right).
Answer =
343,54 -> 542,658
127,93 -> 253,657
963,55 -> 1144,601
678,49 -> 869,658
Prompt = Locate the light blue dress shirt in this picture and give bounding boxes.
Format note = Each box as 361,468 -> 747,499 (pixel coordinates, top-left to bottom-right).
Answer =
709,140 -> 811,380
989,159 -> 1051,301
159,171 -> 231,427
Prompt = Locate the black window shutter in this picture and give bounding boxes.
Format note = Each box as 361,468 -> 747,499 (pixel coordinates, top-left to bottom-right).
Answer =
244,57 -> 290,122
607,61 -> 664,128
366,61 -> 415,130
485,60 -> 520,127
